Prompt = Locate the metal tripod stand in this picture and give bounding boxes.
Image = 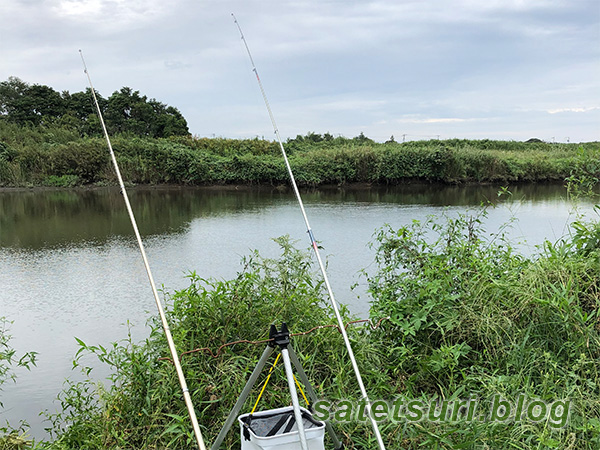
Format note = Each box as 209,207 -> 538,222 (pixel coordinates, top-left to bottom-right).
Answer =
211,323 -> 343,450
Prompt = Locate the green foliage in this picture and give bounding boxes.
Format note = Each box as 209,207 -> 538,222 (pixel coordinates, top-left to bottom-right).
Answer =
0,318 -> 37,405
569,206 -> 600,256
1,77 -> 598,188
367,208 -> 600,449
1,119 -> 599,187
0,142 -> 17,162
42,175 -> 80,188
102,87 -> 189,138
1,318 -> 36,448
0,77 -> 189,138
566,146 -> 600,198
40,237 -> 391,449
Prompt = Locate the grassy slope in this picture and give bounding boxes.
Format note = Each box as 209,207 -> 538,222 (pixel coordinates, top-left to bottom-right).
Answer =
1,121 -> 598,186
22,208 -> 600,450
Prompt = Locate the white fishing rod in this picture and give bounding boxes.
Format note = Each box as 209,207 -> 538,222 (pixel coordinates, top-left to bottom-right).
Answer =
78,50 -> 208,450
232,15 -> 388,450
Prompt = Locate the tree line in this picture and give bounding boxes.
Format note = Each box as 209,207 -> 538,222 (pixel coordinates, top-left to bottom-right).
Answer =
0,77 -> 189,138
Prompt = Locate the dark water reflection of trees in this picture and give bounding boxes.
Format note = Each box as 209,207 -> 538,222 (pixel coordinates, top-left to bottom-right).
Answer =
0,183 -> 570,249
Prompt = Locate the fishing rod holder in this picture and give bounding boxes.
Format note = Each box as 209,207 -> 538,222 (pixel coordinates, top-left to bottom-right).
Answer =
269,323 -> 290,349
211,323 -> 343,450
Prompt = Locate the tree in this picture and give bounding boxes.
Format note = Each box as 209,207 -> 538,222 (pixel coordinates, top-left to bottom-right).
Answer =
0,78 -> 66,126
0,76 -> 29,116
104,87 -> 189,137
353,131 -> 373,144
0,77 -> 190,138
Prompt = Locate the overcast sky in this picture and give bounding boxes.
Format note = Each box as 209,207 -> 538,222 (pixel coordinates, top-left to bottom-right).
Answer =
1,0 -> 599,142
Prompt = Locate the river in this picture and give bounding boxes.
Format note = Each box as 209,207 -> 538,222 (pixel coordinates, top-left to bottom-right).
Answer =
0,184 -> 596,439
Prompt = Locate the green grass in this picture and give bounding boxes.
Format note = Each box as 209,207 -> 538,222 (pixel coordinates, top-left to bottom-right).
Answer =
1,122 -> 598,187
366,206 -> 600,449
1,177 -> 599,449
1,204 -> 590,450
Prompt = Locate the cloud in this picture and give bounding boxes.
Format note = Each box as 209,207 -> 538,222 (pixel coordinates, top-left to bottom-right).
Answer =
1,0 -> 598,142
547,106 -> 600,114
52,0 -> 172,28
164,60 -> 192,70
404,118 -> 473,124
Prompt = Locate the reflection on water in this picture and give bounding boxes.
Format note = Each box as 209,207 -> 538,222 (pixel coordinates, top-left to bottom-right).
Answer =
0,183 -> 571,248
0,183 -> 595,439
0,187 -> 279,248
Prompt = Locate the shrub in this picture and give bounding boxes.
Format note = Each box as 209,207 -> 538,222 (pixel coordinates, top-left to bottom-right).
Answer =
367,209 -> 600,449
41,237 -> 392,449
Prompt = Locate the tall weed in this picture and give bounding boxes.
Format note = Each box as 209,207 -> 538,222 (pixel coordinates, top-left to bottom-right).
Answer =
1,119 -> 597,187
0,318 -> 37,449
367,208 -> 600,449
40,237 -> 391,449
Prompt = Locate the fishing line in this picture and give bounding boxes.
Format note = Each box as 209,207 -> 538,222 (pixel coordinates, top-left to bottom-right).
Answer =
78,50 -> 208,450
231,15 -> 388,450
159,317 -> 391,361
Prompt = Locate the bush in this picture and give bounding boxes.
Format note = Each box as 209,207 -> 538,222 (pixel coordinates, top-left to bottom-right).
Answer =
42,175 -> 80,187
41,237 -> 392,449
47,141 -> 110,183
367,209 -> 600,449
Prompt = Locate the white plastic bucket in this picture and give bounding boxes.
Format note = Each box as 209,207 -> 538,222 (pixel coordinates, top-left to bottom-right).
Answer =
238,406 -> 325,450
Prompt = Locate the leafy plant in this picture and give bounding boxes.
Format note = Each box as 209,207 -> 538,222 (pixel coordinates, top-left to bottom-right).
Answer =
367,207 -> 600,449
0,318 -> 36,449
566,146 -> 600,198
42,175 -> 80,188
40,237 -> 392,449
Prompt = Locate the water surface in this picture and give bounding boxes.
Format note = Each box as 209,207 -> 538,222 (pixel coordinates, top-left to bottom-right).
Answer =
0,184 -> 595,438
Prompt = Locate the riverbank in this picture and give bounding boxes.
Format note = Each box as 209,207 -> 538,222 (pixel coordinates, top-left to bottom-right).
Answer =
1,122 -> 598,187
6,210 -> 596,450
0,184 -> 598,449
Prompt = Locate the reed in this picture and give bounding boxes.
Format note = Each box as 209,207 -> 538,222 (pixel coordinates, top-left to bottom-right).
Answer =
1,122 -> 598,187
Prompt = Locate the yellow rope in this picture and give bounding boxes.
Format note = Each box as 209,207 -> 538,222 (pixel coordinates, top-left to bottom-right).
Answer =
251,352 -> 311,414
251,353 -> 281,414
293,374 -> 310,408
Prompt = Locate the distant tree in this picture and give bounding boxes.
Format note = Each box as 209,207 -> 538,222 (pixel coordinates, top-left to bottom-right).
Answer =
353,131 -> 374,144
63,88 -> 102,121
157,104 -> 189,137
105,87 -> 188,137
0,77 -> 190,138
303,132 -> 322,143
59,88 -> 106,135
0,77 -> 65,126
0,76 -> 28,116
385,135 -> 396,143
